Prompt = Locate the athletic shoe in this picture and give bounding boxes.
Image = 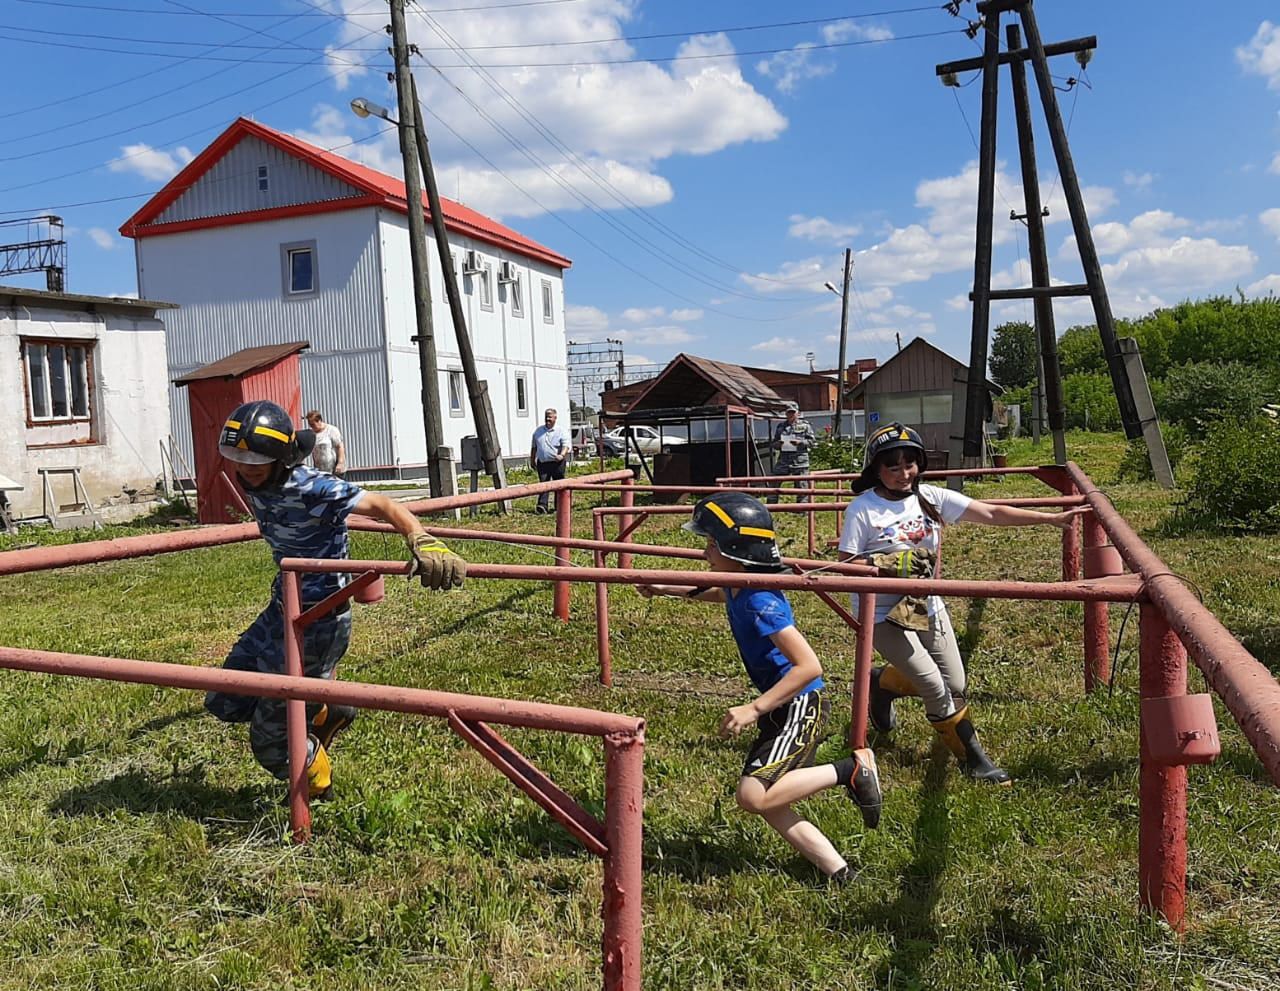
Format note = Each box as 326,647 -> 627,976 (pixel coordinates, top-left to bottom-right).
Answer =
846,747 -> 883,829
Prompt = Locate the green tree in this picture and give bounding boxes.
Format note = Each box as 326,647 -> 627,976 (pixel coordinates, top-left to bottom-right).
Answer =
1159,361 -> 1280,437
1056,325 -> 1106,376
989,321 -> 1038,389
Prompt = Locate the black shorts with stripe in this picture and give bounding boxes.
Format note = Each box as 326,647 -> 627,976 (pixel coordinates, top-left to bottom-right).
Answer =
741,688 -> 831,784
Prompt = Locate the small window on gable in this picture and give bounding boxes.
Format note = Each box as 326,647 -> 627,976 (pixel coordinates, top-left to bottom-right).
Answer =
281,240 -> 318,296
509,273 -> 524,317
257,165 -> 269,192
448,369 -> 465,417
514,371 -> 529,415
479,263 -> 494,311
541,279 -> 554,323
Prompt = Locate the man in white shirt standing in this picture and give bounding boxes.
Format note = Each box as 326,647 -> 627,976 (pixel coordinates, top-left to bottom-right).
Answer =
306,410 -> 347,477
529,407 -> 570,513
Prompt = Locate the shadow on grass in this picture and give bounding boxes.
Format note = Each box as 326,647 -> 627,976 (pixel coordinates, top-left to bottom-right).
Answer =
420,585 -> 540,639
853,746 -> 953,986
48,767 -> 268,822
957,597 -> 988,657
1010,751 -> 1132,788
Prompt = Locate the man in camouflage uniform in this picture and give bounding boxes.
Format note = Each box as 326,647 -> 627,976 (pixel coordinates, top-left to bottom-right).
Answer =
207,400 -> 466,797
769,403 -> 816,504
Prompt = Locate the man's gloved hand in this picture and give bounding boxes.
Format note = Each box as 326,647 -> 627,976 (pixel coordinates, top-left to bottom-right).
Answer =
407,533 -> 466,590
868,548 -> 935,580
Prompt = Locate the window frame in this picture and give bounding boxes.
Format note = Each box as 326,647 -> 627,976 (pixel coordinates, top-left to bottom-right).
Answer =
478,263 -> 494,311
257,164 -> 269,192
447,368 -> 466,418
509,271 -> 525,317
280,239 -> 318,297
541,279 -> 554,323
21,337 -> 96,428
514,371 -> 530,416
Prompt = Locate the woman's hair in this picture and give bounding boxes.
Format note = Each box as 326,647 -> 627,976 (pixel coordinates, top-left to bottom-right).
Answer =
854,448 -> 943,525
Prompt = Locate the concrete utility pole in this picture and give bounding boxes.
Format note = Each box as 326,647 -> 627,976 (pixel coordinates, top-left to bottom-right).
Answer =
389,0 -> 445,497
833,249 -> 852,440
409,75 -> 509,500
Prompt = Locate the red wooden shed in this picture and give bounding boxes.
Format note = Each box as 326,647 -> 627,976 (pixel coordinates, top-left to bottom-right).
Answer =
174,341 -> 309,523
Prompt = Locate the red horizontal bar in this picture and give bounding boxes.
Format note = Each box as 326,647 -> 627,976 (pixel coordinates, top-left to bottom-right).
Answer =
590,495 -> 1086,514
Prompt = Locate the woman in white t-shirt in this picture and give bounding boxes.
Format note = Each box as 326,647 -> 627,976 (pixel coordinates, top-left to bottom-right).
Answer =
838,422 -> 1085,784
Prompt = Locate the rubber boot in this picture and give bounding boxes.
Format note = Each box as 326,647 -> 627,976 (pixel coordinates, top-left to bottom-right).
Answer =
929,706 -> 1011,785
309,703 -> 357,753
306,736 -> 334,800
869,665 -> 919,734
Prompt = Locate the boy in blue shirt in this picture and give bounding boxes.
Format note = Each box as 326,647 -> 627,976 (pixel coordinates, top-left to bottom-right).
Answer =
638,492 -> 882,883
209,400 -> 466,798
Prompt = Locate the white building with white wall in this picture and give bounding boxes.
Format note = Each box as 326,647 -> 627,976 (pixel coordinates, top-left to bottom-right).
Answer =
0,286 -> 173,520
121,117 -> 572,477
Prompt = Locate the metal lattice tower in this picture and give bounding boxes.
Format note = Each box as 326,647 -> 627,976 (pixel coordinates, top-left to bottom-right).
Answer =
567,339 -> 625,416
0,216 -> 66,292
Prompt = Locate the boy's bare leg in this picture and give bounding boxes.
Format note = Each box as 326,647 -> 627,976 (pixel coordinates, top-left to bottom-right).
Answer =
736,775 -> 847,875
746,764 -> 839,810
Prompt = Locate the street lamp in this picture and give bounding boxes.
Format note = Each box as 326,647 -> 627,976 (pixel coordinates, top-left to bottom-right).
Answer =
350,97 -> 395,123
823,281 -> 839,296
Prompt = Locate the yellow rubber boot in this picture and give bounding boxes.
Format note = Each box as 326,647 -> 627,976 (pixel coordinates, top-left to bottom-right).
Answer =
306,737 -> 334,800
929,706 -> 1011,785
869,665 -> 919,733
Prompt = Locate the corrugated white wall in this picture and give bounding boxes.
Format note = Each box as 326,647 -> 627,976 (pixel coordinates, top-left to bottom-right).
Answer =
156,135 -> 363,224
138,209 -> 394,470
0,302 -> 169,518
377,211 -> 568,465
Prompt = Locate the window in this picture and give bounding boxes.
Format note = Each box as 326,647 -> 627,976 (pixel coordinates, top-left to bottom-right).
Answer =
257,165 -> 269,192
509,273 -> 524,317
514,371 -> 529,415
448,369 -> 465,417
921,392 -> 953,424
541,279 -> 554,323
874,391 -> 955,426
280,240 -> 318,296
24,339 -> 94,423
479,263 -> 494,311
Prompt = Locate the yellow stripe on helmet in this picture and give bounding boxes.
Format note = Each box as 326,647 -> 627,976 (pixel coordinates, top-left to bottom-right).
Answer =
253,425 -> 292,444
703,500 -> 736,528
739,526 -> 775,539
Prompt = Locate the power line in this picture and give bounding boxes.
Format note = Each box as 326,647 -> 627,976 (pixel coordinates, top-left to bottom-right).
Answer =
13,0 -> 586,15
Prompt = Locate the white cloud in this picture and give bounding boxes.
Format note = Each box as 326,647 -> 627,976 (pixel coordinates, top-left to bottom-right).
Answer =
1260,208 -> 1280,239
615,325 -> 697,346
822,20 -> 894,44
107,143 -> 195,182
1246,274 -> 1280,296
458,157 -> 675,218
1123,170 -> 1156,191
1270,152 -> 1280,175
788,214 -> 861,243
565,304 -> 610,335
87,228 -> 117,251
621,306 -> 666,324
751,336 -> 803,352
756,43 -> 834,95
1237,21 -> 1280,90
740,255 -> 836,294
1104,238 -> 1256,287
291,105 -> 403,178
669,308 -> 703,322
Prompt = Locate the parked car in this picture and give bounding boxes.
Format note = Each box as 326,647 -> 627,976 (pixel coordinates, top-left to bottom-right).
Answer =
569,424 -> 600,459
603,425 -> 687,456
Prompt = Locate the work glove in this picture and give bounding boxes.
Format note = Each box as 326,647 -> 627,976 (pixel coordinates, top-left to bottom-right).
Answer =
868,548 -> 935,580
407,533 -> 466,590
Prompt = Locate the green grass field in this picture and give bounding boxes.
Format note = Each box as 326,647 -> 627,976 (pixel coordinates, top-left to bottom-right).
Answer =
0,432 -> 1277,990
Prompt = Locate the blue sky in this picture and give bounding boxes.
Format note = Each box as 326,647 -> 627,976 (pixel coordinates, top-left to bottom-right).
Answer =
4,0 -> 1280,376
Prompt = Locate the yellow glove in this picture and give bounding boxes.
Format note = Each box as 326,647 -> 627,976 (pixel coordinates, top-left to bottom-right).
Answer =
407,534 -> 466,590
869,548 -> 935,580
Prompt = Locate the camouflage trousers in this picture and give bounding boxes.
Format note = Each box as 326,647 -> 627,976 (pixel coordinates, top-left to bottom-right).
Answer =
205,597 -> 353,780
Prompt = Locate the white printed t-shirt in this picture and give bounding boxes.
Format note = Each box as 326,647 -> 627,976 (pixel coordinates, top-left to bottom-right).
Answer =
311,425 -> 344,474
838,483 -> 972,624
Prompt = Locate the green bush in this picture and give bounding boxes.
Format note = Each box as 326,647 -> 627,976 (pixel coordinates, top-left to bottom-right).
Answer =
1158,360 -> 1280,437
1177,417 -> 1280,532
808,426 -> 859,472
1115,423 -> 1189,483
1061,372 -> 1122,431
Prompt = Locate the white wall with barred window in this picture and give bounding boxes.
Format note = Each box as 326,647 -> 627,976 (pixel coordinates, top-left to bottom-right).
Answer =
0,296 -> 169,520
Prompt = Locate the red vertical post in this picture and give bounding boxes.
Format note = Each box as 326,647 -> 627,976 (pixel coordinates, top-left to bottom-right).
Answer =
806,499 -> 816,557
849,592 -> 876,749
554,487 -> 572,621
1082,512 -> 1111,692
602,729 -> 645,991
1138,603 -> 1188,930
1061,482 -> 1082,582
282,570 -> 311,843
593,513 -> 613,686
724,410 -> 732,479
618,476 -> 634,571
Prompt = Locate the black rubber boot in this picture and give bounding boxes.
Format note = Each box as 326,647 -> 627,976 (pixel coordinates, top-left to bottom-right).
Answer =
869,665 -> 918,734
930,706 -> 1012,785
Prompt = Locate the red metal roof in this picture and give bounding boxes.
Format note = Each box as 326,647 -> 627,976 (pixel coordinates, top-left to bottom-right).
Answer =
120,118 -> 571,270
617,353 -> 790,416
173,341 -> 309,385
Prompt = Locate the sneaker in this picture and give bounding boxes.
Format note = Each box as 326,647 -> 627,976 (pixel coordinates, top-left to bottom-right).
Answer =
309,703 -> 357,752
846,747 -> 883,829
827,864 -> 854,887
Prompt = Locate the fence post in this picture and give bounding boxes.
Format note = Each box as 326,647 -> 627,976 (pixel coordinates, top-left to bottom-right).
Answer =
1138,602 -> 1188,930
1061,481 -> 1081,582
283,570 -> 311,843
1082,511 -> 1111,692
602,729 -> 645,991
554,486 -> 572,621
593,512 -> 613,686
618,475 -> 635,571
850,592 -> 876,749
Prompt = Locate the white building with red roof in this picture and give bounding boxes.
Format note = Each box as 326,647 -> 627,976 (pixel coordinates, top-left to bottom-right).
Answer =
120,117 -> 571,477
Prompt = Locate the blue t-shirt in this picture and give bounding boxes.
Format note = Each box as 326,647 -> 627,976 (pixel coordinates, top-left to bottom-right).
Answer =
244,465 -> 366,605
724,588 -> 824,696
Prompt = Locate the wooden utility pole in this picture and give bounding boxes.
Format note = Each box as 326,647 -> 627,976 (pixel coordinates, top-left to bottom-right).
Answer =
389,0 -> 445,497
833,248 -> 852,440
1006,22 -> 1067,465
409,76 -> 509,502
